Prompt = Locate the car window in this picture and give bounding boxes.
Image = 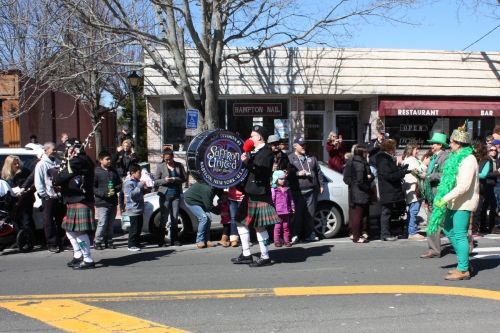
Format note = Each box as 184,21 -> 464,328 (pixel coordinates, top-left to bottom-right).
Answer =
0,154 -> 39,172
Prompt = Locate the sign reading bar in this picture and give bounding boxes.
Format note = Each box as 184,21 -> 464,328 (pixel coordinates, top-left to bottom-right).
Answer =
379,100 -> 500,117
233,103 -> 282,116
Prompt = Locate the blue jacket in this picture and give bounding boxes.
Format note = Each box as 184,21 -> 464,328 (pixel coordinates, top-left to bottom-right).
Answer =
123,176 -> 145,216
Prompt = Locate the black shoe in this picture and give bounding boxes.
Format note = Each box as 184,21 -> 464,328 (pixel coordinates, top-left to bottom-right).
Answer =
67,257 -> 83,267
173,241 -> 182,247
48,246 -> 60,253
106,243 -> 116,249
249,257 -> 273,267
382,236 -> 398,241
73,260 -> 96,270
94,243 -> 104,250
231,253 -> 254,264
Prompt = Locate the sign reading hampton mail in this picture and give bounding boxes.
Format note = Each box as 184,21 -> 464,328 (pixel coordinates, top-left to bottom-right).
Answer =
233,103 -> 282,116
186,130 -> 248,188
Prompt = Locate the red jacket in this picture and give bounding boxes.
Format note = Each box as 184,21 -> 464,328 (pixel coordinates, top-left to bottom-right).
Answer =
326,141 -> 346,173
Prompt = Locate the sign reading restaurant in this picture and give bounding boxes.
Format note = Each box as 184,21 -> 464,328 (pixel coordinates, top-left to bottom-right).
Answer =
379,99 -> 500,117
233,103 -> 282,116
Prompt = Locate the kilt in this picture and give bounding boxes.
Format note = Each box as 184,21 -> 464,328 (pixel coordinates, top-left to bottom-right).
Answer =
62,202 -> 96,232
234,195 -> 280,227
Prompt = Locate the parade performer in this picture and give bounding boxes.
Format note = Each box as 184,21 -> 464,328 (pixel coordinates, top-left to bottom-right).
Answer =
53,138 -> 96,270
232,125 -> 280,267
427,125 -> 479,280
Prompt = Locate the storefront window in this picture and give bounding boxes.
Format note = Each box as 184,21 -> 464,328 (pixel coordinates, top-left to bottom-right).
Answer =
304,100 -> 325,111
385,116 -> 495,150
334,100 -> 359,111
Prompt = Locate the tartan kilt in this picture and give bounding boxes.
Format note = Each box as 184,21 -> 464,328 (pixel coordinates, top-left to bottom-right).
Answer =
62,202 -> 96,232
234,195 -> 280,227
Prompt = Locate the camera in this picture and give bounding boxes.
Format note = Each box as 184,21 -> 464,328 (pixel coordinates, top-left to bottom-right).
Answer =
305,172 -> 312,177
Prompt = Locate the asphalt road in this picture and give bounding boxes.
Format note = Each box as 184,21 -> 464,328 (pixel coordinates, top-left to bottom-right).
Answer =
2,226 -> 500,333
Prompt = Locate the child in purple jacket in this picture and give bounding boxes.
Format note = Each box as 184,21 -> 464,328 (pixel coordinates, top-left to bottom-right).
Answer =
271,170 -> 295,247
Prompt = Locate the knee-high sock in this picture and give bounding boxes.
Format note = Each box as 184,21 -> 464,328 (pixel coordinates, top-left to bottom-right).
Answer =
256,230 -> 270,259
237,225 -> 251,256
76,234 -> 93,263
66,232 -> 82,259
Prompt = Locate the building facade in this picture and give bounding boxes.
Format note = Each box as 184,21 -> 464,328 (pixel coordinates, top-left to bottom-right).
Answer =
144,48 -> 500,172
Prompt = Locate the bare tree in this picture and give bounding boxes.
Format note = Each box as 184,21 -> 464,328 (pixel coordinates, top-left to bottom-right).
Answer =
0,0 -> 139,156
55,0 -> 423,130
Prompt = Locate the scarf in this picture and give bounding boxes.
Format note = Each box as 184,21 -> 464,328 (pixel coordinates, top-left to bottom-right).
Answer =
427,146 -> 473,235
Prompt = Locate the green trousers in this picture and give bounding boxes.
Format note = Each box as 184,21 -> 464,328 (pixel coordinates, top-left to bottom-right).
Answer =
443,210 -> 470,272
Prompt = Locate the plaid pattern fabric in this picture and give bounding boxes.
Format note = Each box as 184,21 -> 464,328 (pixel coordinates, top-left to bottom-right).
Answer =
62,202 -> 96,232
235,196 -> 280,227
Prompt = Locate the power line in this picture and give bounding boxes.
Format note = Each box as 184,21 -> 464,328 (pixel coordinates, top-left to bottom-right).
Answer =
462,23 -> 500,51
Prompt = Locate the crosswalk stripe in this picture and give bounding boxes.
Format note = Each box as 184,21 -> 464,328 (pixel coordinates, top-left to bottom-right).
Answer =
0,299 -> 190,333
472,254 -> 500,259
471,247 -> 500,253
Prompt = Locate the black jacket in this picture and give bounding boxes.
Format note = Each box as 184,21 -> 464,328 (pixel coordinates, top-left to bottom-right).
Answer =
94,166 -> 122,208
112,150 -> 138,177
344,156 -> 372,205
375,152 -> 407,204
272,149 -> 292,173
53,153 -> 95,204
367,138 -> 382,167
242,145 -> 274,197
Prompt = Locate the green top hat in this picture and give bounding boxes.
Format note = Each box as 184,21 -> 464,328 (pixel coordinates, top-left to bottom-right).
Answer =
427,132 -> 449,148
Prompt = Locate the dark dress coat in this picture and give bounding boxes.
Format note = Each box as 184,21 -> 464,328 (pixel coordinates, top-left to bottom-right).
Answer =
343,156 -> 372,206
375,152 -> 407,205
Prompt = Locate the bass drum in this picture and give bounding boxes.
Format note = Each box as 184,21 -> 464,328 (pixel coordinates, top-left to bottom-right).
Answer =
186,129 -> 248,189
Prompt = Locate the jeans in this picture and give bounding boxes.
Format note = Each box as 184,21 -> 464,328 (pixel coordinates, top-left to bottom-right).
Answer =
274,214 -> 291,244
95,206 -> 117,244
128,215 -> 143,248
291,189 -> 318,239
472,187 -> 496,233
185,202 -> 212,243
407,200 -> 422,236
229,200 -> 240,237
443,210 -> 470,272
42,198 -> 67,247
159,194 -> 180,242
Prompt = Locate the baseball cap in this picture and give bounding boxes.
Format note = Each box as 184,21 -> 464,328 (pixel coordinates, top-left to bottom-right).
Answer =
293,137 -> 306,145
491,139 -> 500,145
123,125 -> 130,131
378,129 -> 385,134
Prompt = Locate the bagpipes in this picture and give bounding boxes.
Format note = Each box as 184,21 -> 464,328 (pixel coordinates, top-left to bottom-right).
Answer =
48,117 -> 105,194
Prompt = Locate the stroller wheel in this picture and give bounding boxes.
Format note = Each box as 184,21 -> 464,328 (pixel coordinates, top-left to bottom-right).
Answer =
17,228 -> 35,253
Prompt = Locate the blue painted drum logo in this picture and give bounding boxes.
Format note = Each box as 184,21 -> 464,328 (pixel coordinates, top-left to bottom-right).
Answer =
187,130 -> 248,188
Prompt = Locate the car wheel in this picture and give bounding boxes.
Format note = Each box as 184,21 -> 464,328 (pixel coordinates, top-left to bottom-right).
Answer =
314,203 -> 343,239
17,228 -> 35,253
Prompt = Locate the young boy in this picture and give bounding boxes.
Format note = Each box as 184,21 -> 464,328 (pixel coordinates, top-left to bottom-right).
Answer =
124,163 -> 146,251
93,151 -> 122,250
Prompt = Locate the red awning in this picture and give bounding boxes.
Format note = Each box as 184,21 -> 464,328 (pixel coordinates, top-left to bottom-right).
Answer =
379,100 -> 500,117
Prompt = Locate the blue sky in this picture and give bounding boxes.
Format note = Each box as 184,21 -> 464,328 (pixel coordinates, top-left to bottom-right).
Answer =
352,0 -> 500,52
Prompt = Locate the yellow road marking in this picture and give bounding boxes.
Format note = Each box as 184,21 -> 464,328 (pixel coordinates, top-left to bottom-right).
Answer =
0,299 -> 190,333
1,285 -> 500,302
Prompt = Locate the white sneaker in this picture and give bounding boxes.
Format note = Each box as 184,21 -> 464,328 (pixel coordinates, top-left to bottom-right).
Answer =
291,236 -> 300,243
128,246 -> 141,251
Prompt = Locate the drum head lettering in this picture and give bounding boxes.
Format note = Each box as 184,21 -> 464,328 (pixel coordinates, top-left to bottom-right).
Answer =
187,130 -> 248,188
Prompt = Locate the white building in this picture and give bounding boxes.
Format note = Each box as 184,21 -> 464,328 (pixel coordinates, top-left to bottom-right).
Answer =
144,47 -> 500,171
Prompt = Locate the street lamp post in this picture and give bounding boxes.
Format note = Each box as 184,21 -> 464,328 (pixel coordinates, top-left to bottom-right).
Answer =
127,71 -> 140,147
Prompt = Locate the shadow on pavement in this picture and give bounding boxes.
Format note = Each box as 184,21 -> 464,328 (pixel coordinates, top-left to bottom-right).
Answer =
440,258 -> 500,278
97,249 -> 175,267
267,244 -> 334,264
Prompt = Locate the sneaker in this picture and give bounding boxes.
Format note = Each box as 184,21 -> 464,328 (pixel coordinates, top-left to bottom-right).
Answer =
249,257 -> 273,267
306,234 -> 319,242
93,243 -> 105,250
291,236 -> 300,244
408,234 -> 425,240
231,253 -> 254,264
48,246 -> 60,253
128,246 -> 141,251
73,260 -> 96,270
67,257 -> 83,268
106,243 -> 117,249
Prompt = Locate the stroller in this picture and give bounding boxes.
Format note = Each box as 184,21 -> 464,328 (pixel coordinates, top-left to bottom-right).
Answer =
0,180 -> 36,253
